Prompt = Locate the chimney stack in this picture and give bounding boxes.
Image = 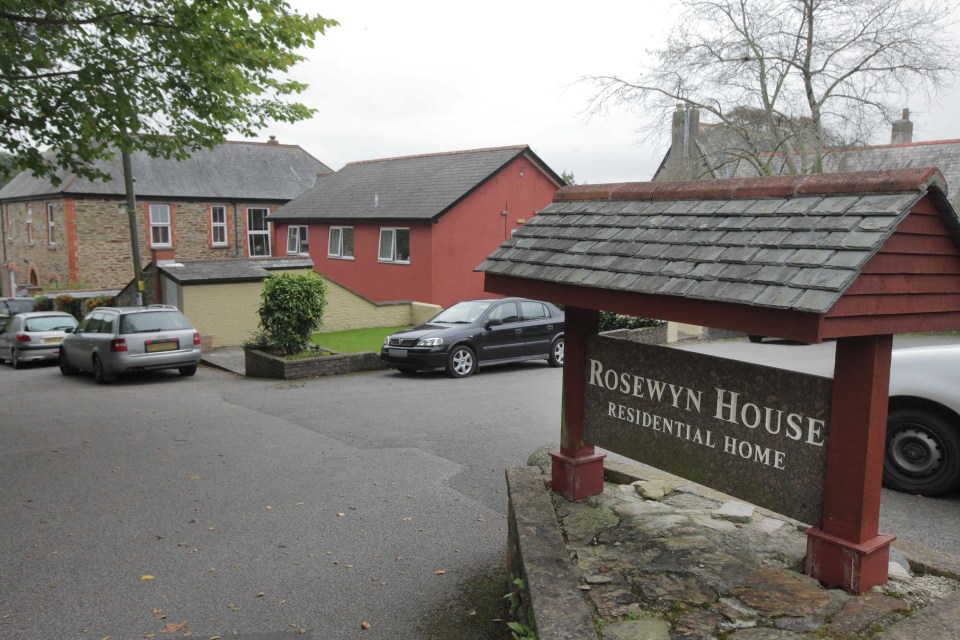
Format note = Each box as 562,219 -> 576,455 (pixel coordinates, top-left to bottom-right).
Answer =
891,109 -> 913,144
664,104 -> 700,181
267,135 -> 279,145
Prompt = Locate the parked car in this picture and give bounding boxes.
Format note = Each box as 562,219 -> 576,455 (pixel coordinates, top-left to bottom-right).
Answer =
0,296 -> 38,320
59,305 -> 202,383
380,297 -> 564,378
0,311 -> 79,368
886,345 -> 960,496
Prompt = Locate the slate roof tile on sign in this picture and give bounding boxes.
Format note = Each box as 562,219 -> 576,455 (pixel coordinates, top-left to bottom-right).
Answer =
753,248 -> 797,264
776,198 -> 821,214
745,199 -> 790,215
479,169 -> 954,315
749,230 -> 791,246
811,196 -> 859,213
847,193 -> 920,215
787,249 -> 836,266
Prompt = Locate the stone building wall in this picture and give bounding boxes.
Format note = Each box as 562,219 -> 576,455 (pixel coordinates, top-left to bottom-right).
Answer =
4,195 -> 283,294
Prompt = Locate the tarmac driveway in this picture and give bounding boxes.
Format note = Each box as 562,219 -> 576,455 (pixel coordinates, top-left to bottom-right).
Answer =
0,361 -> 562,640
2,336 -> 959,639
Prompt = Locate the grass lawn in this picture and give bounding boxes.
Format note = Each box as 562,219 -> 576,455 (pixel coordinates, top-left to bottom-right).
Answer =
311,325 -> 410,353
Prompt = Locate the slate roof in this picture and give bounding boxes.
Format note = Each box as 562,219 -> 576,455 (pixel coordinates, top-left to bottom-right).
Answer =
157,258 -> 313,284
478,169 -> 960,315
0,141 -> 332,202
724,139 -> 960,209
270,145 -> 563,222
657,126 -> 960,211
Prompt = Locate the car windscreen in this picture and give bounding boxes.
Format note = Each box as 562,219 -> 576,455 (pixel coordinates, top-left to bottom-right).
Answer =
430,301 -> 492,324
119,311 -> 192,334
24,316 -> 78,332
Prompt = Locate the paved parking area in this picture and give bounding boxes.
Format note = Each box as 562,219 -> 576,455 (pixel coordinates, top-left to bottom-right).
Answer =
2,334 -> 958,638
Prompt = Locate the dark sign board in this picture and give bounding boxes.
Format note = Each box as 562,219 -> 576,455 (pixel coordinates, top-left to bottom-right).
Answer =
584,335 -> 832,525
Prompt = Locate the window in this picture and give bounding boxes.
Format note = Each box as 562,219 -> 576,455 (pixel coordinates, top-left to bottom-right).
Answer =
46,203 -> 56,246
210,206 -> 227,247
328,226 -> 354,259
25,205 -> 33,244
520,301 -> 549,320
287,225 -> 309,255
149,204 -> 172,247
378,227 -> 410,263
488,301 -> 519,324
247,208 -> 271,257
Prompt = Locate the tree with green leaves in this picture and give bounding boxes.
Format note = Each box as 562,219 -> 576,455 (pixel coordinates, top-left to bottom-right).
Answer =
257,271 -> 328,357
0,1 -> 336,184
583,0 -> 959,174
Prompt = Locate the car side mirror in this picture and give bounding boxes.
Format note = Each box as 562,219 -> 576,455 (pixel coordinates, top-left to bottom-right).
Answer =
64,327 -> 74,334
484,318 -> 502,329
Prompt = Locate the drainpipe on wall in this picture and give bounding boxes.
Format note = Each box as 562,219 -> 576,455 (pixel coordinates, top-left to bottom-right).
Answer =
0,203 -> 8,296
233,202 -> 240,257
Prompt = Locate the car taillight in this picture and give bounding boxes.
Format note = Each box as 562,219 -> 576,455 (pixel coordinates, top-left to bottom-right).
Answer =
193,331 -> 201,346
110,338 -> 128,352
15,333 -> 31,342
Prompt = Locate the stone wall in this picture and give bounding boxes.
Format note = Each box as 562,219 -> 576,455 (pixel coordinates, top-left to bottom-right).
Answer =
3,195 -> 286,295
244,348 -> 385,379
2,198 -> 72,293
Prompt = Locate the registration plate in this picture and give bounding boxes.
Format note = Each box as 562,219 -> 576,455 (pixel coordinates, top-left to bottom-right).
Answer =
145,340 -> 179,353
42,337 -> 62,344
388,348 -> 407,358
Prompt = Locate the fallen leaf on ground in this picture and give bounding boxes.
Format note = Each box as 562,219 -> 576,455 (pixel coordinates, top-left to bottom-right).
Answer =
360,621 -> 371,630
160,620 -> 187,634
140,575 -> 155,582
432,570 -> 447,576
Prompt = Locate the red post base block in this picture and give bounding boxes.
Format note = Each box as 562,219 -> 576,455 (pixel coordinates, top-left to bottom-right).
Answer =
549,450 -> 606,501
806,527 -> 896,594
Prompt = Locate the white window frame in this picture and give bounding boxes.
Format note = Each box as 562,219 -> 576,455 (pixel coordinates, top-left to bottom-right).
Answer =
25,204 -> 33,244
247,207 -> 271,257
210,205 -> 228,247
287,225 -> 309,255
46,203 -> 56,246
378,227 -> 410,264
149,204 -> 172,247
327,226 -> 354,259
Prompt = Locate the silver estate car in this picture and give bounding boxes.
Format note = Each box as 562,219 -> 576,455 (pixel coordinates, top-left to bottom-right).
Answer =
59,305 -> 202,383
0,311 -> 79,368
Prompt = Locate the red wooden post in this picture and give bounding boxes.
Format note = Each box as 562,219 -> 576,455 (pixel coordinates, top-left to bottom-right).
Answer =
550,306 -> 606,500
806,334 -> 896,593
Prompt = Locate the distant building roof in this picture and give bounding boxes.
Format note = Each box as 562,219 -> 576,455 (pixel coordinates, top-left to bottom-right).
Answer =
157,257 -> 313,285
0,139 -> 332,202
479,168 -> 958,315
270,145 -> 563,222
653,109 -> 960,211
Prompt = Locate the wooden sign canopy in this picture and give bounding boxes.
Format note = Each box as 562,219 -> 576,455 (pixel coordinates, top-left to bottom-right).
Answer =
479,168 -> 960,594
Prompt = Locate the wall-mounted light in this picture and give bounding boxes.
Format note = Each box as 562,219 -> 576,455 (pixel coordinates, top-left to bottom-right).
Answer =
520,165 -> 526,177
500,210 -> 508,216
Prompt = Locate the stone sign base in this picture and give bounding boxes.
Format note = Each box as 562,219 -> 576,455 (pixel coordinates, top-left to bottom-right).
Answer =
506,462 -> 960,640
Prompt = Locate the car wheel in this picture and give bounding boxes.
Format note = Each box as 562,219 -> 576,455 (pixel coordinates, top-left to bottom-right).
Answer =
748,335 -> 764,343
548,337 -> 564,367
59,349 -> 77,375
446,345 -> 476,378
11,348 -> 23,369
179,365 -> 198,377
92,355 -> 113,384
884,408 -> 960,496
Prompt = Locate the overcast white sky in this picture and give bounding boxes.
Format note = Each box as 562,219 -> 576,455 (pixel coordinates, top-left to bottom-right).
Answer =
266,1 -> 960,184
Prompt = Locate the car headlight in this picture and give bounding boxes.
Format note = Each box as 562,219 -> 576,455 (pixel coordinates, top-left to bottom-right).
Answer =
417,337 -> 444,347
384,336 -> 393,345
